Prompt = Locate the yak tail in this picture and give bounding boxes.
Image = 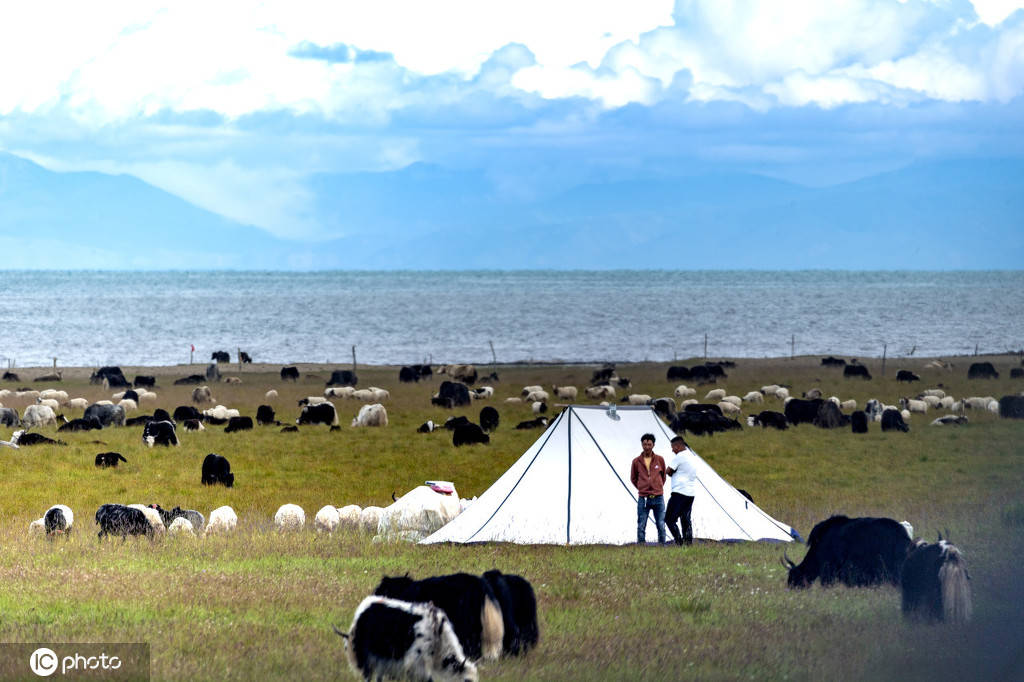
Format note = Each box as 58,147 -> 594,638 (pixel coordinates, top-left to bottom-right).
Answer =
480,596 -> 505,661
332,625 -> 350,639
939,546 -> 972,623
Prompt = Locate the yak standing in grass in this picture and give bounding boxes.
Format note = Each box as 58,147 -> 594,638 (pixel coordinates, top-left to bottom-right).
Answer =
901,538 -> 972,623
784,515 -> 911,588
481,570 -> 539,657
373,573 -> 504,661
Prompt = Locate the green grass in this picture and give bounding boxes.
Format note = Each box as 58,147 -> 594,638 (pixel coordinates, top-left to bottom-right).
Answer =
1,355 -> 1022,680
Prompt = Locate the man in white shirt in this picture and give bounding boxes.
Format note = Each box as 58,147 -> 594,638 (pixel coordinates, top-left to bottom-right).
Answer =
665,436 -> 697,546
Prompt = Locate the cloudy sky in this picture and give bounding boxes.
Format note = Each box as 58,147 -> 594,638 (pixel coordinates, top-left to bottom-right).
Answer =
1,0 -> 1022,241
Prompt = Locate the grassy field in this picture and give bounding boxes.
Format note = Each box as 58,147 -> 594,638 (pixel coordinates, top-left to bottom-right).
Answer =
0,355 -> 1022,681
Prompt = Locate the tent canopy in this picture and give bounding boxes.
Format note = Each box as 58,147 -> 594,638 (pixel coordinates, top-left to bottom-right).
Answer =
422,405 -> 797,545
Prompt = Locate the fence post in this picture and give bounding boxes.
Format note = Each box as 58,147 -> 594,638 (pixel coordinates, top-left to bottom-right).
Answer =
489,341 -> 496,364
882,343 -> 887,377
704,333 -> 708,360
352,345 -> 357,373
791,335 -> 795,360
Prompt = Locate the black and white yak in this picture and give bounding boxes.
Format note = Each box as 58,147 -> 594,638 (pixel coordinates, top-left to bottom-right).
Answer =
481,570 -> 539,657
334,596 -> 477,682
901,537 -> 972,623
373,573 -> 504,661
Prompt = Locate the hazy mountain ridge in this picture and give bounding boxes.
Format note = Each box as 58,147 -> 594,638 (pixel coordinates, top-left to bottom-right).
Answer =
0,152 -> 1020,269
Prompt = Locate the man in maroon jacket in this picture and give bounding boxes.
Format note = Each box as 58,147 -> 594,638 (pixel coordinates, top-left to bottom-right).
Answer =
630,432 -> 667,544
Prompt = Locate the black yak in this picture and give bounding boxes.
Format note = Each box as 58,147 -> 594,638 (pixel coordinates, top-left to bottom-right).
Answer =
784,515 -> 911,588
901,538 -> 972,623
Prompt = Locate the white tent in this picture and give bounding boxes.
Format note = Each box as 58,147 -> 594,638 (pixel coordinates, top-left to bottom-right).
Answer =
421,405 -> 797,545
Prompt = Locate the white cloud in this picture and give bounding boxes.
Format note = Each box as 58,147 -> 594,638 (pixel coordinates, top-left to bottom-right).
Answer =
970,0 -> 1024,26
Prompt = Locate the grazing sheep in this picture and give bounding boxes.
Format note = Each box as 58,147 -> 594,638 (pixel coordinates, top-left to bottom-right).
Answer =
315,505 -> 341,533
299,396 -> 328,406
742,391 -> 764,404
29,518 -> 45,535
803,388 -> 822,400
264,389 -> 279,401
168,517 -> 196,537
352,403 -> 389,427
718,401 -> 741,416
127,504 -> 166,534
939,396 -> 955,409
584,385 -> 615,400
138,390 -> 158,404
203,405 -> 240,420
920,395 -> 941,409
503,397 -> 522,404
67,398 -> 89,411
325,386 -> 356,399
775,387 -> 791,401
964,396 -> 994,410
471,386 -> 494,400
149,505 -> 205,532
521,385 -> 543,397
721,395 -> 742,407
22,404 -> 57,428
524,390 -> 549,403
531,401 -> 547,415
224,377 -> 242,384
922,388 -> 946,398
350,389 -> 376,402
117,398 -> 138,412
368,387 -> 391,402
900,398 -> 928,414
705,388 -> 726,402
17,390 -> 41,400
36,398 -> 60,412
674,385 -> 696,399
39,389 -> 68,403
624,394 -> 652,405
205,506 -> 238,535
551,385 -> 577,401
44,504 -> 74,536
337,505 -> 362,529
358,506 -> 384,533
275,504 -> 306,531
680,398 -> 698,408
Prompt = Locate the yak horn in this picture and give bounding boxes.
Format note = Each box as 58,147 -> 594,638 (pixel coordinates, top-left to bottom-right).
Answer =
782,551 -> 796,569
332,625 -> 349,639
392,491 -> 398,502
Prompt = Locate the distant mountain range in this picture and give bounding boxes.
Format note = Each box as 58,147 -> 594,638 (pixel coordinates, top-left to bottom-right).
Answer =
0,152 -> 1020,269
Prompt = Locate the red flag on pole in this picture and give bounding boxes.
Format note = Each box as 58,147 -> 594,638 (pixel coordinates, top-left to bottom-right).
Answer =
191,344 -> 195,352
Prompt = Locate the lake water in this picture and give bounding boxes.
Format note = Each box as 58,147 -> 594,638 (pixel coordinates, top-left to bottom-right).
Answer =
0,270 -> 1020,367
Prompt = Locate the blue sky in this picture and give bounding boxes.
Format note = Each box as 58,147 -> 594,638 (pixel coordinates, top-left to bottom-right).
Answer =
1,0 -> 1022,244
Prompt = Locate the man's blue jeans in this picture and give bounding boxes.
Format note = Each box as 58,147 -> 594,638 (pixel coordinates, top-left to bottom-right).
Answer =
637,495 -> 666,544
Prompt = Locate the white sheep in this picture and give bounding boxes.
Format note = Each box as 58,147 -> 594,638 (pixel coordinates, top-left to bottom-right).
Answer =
525,390 -> 549,403
718,401 -> 741,416
265,389 -> 279,401
22,404 -> 57,428
325,386 -> 355,399
503,397 -> 522,404
275,504 -> 305,531
17,390 -> 41,400
742,391 -> 764,404
626,394 -> 652,405
358,506 -> 384,533
39,390 -> 68,404
921,395 -> 941,409
337,504 -> 362,529
205,506 -> 238,535
922,388 -> 946,398
315,505 -> 341,533
127,504 -> 166,534
203,405 -> 240,420
67,397 -> 89,411
987,400 -> 999,413
840,399 -> 857,411
775,387 -> 790,401
674,385 -> 696,399
168,517 -> 196,537
352,403 -> 389,427
139,391 -> 158,404
901,409 -> 912,420
94,400 -> 113,406
721,395 -> 742,407
760,384 -> 780,396
368,387 -> 390,402
680,398 -> 698,408
585,385 -> 616,400
552,385 -> 578,401
531,401 -> 547,414
118,398 -> 138,412
964,396 -> 994,410
900,398 -> 928,414
29,518 -> 46,535
521,385 -> 543,397
350,389 -> 375,402
36,398 -> 60,412
939,396 -> 955,409
705,388 -> 726,402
